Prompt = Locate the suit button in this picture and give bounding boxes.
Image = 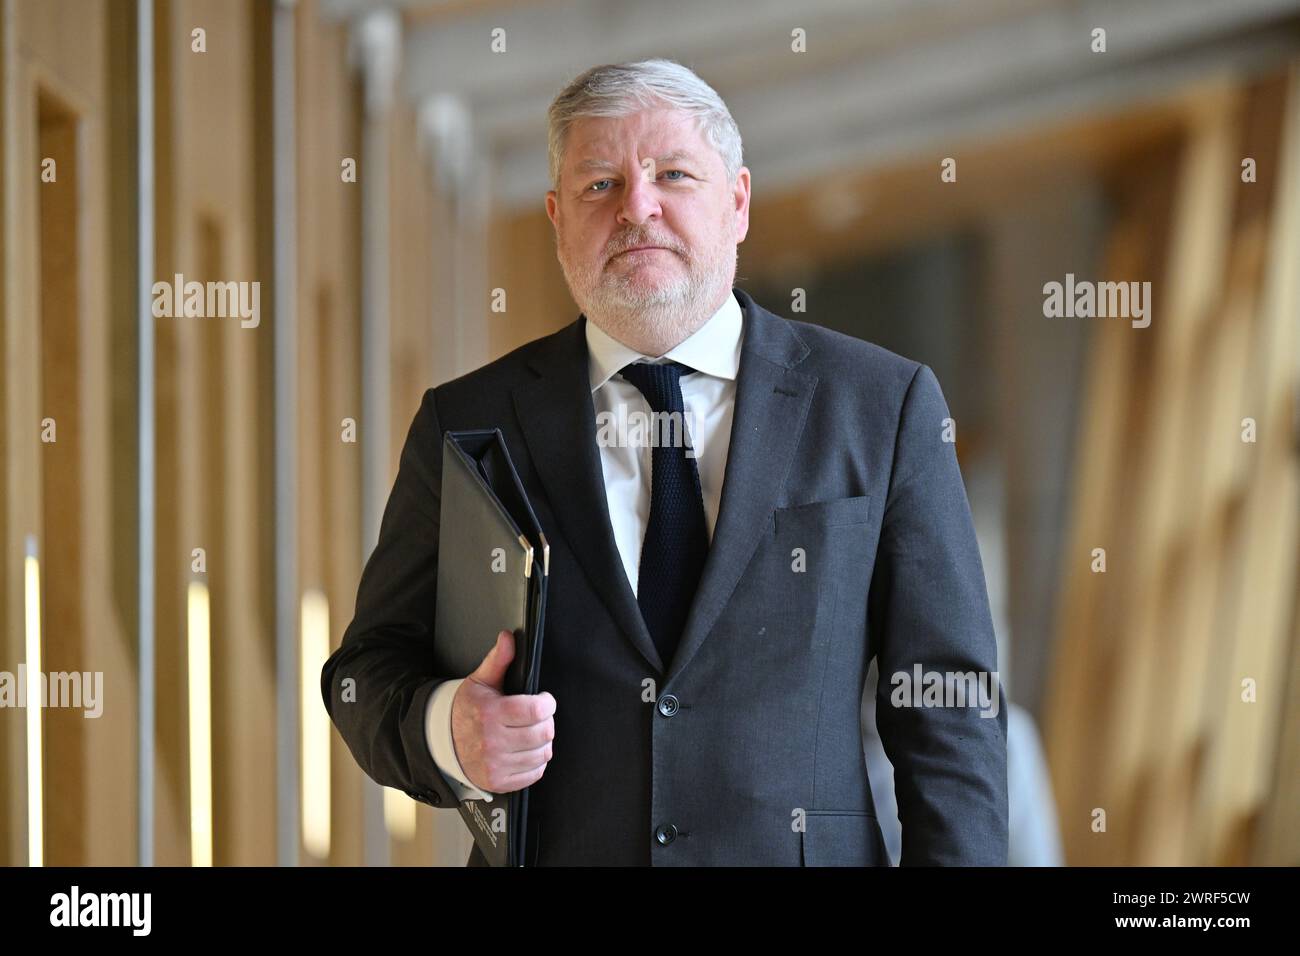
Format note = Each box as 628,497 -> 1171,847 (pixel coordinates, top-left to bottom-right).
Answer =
657,694 -> 679,717
655,824 -> 678,845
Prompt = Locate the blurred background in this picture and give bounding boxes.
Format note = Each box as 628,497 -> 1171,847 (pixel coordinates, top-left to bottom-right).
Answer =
1,0 -> 1297,867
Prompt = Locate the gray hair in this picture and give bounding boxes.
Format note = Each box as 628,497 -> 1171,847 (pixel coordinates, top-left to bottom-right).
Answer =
547,58 -> 743,190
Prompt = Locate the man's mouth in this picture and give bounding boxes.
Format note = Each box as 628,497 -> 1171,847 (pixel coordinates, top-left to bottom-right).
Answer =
613,246 -> 671,258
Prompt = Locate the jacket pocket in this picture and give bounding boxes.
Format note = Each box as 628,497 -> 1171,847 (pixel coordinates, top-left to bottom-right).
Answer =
774,495 -> 872,535
800,809 -> 890,867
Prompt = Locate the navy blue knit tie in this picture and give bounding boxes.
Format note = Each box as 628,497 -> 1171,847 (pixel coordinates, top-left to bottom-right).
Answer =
619,360 -> 709,667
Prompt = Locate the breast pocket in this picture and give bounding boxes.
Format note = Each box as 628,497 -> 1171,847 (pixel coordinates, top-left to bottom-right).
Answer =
772,495 -> 876,594
773,495 -> 872,535
800,809 -> 890,867
721,495 -> 874,679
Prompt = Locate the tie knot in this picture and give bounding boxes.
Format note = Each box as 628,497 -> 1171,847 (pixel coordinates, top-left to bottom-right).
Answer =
619,360 -> 694,412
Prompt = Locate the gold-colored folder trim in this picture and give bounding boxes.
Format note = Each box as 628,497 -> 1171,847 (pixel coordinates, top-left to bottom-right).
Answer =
520,535 -> 533,578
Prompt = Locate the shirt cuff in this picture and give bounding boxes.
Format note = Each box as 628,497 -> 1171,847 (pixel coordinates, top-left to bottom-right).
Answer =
425,678 -> 494,803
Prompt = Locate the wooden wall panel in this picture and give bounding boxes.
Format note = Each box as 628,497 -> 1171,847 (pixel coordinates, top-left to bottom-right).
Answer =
1041,143 -> 1180,865
0,0 -> 12,868
1111,85 -> 1240,866
487,208 -> 581,359
154,0 -> 275,865
295,0 -> 365,867
1045,69 -> 1300,866
1,0 -> 135,866
1197,68 -> 1300,865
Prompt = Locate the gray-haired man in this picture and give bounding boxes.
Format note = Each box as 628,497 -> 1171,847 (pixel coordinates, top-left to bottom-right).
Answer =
324,58 -> 1008,866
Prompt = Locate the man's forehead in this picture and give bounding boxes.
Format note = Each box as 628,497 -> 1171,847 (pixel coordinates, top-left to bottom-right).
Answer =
572,147 -> 704,173
566,110 -> 706,169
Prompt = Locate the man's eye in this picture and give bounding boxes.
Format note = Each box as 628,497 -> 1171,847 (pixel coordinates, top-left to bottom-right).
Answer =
587,170 -> 685,192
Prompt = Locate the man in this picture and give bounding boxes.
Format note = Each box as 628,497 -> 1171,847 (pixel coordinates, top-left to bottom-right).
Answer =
322,58 -> 1007,866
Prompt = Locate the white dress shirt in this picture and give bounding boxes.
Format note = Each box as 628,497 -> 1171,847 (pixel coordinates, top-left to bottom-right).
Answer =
424,290 -> 745,803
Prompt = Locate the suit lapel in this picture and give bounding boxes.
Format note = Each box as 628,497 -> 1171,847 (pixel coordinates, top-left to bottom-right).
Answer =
666,288 -> 816,680
513,321 -> 664,674
511,288 -> 816,681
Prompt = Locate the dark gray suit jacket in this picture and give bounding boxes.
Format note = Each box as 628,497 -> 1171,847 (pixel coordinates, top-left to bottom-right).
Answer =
322,286 -> 1008,866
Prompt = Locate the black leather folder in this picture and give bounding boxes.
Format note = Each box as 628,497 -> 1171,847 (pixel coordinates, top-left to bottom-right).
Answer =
434,429 -> 549,867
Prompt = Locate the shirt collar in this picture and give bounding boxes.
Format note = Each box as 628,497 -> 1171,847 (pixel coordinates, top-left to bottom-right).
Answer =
585,288 -> 744,392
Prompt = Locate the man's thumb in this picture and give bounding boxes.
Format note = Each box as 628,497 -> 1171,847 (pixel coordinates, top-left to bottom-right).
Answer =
470,630 -> 514,692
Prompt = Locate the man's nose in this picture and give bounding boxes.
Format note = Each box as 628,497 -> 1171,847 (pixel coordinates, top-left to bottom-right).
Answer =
616,165 -> 661,225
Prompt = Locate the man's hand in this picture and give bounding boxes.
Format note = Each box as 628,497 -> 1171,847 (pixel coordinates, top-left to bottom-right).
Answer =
450,630 -> 556,793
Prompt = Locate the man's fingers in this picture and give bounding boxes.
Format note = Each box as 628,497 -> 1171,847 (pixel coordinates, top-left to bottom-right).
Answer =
497,691 -> 556,727
497,759 -> 550,791
491,719 -> 554,754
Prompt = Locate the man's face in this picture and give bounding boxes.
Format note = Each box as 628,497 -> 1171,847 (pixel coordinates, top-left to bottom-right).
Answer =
545,106 -> 750,356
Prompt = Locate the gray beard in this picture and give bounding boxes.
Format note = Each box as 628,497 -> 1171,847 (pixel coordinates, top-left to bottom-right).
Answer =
566,246 -> 737,355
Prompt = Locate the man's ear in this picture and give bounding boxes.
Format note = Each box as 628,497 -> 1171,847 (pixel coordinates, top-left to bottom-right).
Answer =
545,191 -> 559,229
733,166 -> 752,244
